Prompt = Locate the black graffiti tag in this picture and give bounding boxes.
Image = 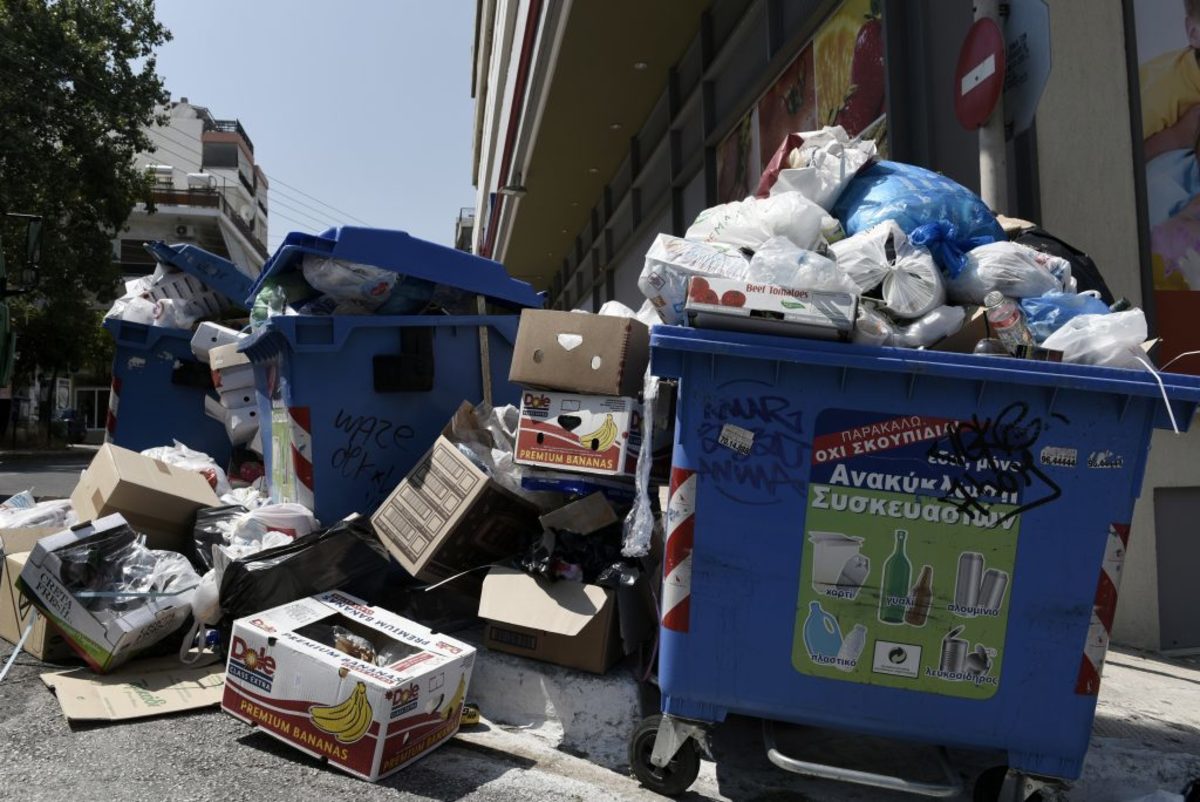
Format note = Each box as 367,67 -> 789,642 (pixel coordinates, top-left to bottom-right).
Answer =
925,401 -> 1065,525
329,409 -> 415,499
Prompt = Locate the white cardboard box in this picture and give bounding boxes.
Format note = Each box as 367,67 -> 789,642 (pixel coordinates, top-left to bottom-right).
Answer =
684,276 -> 857,340
221,591 -> 475,782
514,390 -> 640,477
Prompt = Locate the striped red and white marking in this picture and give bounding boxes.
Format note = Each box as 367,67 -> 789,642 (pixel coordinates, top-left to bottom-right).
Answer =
1076,523 -> 1131,695
104,376 -> 121,441
662,466 -> 696,633
288,406 -> 315,511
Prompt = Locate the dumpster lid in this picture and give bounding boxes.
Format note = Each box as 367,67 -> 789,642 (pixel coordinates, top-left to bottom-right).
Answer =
651,325 -> 1200,410
144,241 -> 255,311
246,226 -> 544,310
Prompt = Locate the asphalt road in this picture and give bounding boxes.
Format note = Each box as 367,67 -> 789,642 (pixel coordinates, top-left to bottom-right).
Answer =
0,447 -> 96,501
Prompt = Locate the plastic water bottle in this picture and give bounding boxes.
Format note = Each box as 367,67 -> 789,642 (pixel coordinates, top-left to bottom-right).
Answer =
835,624 -> 868,672
983,291 -> 1036,354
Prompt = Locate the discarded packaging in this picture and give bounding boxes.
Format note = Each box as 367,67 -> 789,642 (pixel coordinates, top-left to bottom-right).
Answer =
514,391 -> 640,477
140,440 -> 232,495
508,309 -> 651,397
42,655 -> 225,722
684,276 -> 857,340
828,220 -> 946,318
208,343 -> 255,392
190,321 -> 243,362
640,234 -> 751,325
221,591 -> 474,782
1,551 -> 75,660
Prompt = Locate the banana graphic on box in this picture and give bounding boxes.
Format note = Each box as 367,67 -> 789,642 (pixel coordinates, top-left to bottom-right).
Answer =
309,681 -> 373,744
577,413 -> 619,452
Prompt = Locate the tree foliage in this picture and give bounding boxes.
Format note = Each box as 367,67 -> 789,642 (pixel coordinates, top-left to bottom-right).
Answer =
0,0 -> 171,380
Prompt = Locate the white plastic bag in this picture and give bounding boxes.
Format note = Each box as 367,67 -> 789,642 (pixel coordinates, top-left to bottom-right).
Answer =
948,242 -> 1068,304
0,497 -> 75,530
686,192 -> 827,251
641,234 -> 751,324
142,441 -> 232,495
301,255 -> 397,312
748,236 -> 859,294
769,126 -> 877,210
829,221 -> 945,318
1041,310 -> 1148,369
852,307 -> 896,346
597,300 -> 637,318
232,503 -> 319,541
893,305 -> 966,348
151,298 -> 199,329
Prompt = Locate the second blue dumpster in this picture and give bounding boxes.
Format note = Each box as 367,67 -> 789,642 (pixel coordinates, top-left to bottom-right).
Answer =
631,326 -> 1200,799
239,226 -> 542,524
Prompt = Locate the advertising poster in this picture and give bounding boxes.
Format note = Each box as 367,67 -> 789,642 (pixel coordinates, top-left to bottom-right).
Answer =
1133,0 -> 1200,372
793,410 -> 1031,700
715,109 -> 759,204
757,46 -> 818,172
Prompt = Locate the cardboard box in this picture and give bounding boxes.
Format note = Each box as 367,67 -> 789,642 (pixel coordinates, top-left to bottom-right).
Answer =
71,443 -> 219,551
209,342 -> 254,391
17,515 -> 195,672
930,305 -> 991,353
478,566 -> 622,674
221,591 -> 475,782
538,492 -> 617,535
685,276 -> 857,340
1,551 -> 75,661
41,656 -> 224,721
508,309 -> 650,396
371,420 -> 541,584
514,391 -> 640,477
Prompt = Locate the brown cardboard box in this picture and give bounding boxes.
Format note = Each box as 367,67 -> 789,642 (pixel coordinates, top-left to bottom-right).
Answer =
371,429 -> 541,585
70,444 -> 220,551
538,492 -> 617,535
1,552 -> 75,661
478,566 -> 622,674
508,309 -> 650,396
930,306 -> 991,353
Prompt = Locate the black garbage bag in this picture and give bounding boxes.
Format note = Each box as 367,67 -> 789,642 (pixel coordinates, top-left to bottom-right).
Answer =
218,514 -> 391,626
190,505 -> 248,571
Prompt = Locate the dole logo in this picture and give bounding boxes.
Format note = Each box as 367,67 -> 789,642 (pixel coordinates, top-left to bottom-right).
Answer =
248,618 -> 276,634
230,636 -> 276,677
524,392 -> 551,410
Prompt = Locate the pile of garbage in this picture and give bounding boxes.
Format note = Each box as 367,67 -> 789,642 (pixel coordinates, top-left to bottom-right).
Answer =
638,125 -> 1146,368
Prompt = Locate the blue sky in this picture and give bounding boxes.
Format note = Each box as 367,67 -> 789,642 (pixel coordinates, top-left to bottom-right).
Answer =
153,0 -> 478,251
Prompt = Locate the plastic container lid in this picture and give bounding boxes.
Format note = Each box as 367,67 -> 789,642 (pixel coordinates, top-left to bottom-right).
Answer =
144,241 -> 255,311
246,226 -> 544,311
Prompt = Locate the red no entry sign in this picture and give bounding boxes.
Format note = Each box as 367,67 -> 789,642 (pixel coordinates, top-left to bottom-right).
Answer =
955,18 -> 1007,130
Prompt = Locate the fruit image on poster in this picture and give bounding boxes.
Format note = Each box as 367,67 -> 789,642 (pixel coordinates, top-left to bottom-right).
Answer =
792,410 -> 1025,700
814,0 -> 885,138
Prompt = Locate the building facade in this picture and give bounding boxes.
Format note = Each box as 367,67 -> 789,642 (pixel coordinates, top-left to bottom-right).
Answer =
471,0 -> 1200,653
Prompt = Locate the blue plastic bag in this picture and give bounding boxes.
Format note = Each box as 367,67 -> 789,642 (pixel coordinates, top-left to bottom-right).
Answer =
833,161 -> 1004,275
909,221 -> 997,279
1019,292 -> 1109,342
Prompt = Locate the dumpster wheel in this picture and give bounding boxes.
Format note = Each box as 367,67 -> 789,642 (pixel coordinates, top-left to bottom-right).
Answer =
629,715 -> 701,796
973,766 -> 1052,802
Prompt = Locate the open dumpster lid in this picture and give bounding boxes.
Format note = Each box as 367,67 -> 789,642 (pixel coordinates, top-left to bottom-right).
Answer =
246,226 -> 544,311
143,241 -> 254,312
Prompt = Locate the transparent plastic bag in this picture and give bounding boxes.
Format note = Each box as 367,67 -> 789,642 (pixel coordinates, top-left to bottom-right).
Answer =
640,234 -> 752,324
142,440 -> 232,495
893,305 -> 965,348
1019,291 -> 1109,342
748,236 -> 859,294
0,497 -> 75,530
852,306 -> 896,346
829,221 -> 944,318
1041,310 -> 1148,369
622,368 -> 659,558
948,242 -> 1068,304
686,192 -> 828,251
301,255 -> 397,311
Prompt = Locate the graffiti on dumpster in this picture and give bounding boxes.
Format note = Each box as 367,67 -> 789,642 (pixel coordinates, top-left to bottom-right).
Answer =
792,408 -> 1037,700
329,409 -> 415,504
697,381 -> 807,505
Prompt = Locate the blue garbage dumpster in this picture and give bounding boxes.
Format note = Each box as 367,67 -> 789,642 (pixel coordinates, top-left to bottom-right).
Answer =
104,242 -> 253,464
631,325 -> 1200,798
239,226 -> 542,524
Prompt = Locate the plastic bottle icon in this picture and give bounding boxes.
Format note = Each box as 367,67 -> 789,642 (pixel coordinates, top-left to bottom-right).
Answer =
802,601 -> 843,659
904,565 -> 934,627
835,624 -> 868,672
879,529 -> 912,624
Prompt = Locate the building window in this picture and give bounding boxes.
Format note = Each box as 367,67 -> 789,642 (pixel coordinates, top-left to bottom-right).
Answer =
74,387 -> 108,431
202,142 -> 238,169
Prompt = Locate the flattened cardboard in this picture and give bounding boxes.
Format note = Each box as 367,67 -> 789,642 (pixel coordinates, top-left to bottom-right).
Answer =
41,656 -> 224,721
508,309 -> 650,396
478,566 -> 621,674
1,552 -> 75,661
538,492 -> 617,535
371,427 -> 540,584
70,443 -> 219,551
514,391 -> 639,477
221,592 -> 475,782
685,277 -> 857,340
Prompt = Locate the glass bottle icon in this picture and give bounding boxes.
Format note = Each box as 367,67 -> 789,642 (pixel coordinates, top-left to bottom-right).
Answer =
879,529 -> 912,624
904,565 -> 934,627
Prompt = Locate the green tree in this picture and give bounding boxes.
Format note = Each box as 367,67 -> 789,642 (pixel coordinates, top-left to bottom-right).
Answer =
0,0 -> 171,407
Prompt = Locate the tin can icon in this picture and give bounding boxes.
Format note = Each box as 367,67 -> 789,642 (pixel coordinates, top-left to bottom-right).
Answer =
955,552 -> 984,612
979,569 -> 1009,613
940,626 -> 968,673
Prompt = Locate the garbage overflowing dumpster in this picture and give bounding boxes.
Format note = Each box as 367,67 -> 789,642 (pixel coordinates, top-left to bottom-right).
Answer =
103,242 -> 254,464
239,226 -> 543,523
631,325 -> 1200,798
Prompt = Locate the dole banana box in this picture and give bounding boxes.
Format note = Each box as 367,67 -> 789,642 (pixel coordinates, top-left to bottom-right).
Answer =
221,591 -> 475,782
514,390 -> 640,477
